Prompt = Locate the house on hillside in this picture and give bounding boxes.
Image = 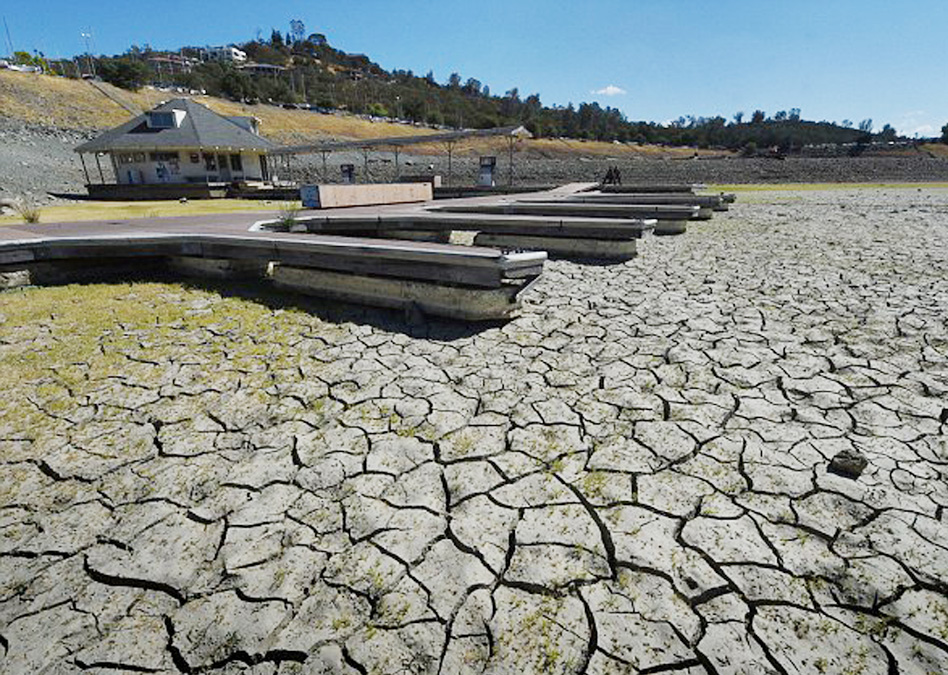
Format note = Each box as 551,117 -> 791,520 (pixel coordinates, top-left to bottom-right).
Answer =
205,46 -> 247,63
75,98 -> 277,198
146,54 -> 197,74
238,62 -> 287,77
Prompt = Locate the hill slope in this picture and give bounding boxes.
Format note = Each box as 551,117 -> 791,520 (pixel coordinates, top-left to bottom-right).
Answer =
0,70 -> 716,159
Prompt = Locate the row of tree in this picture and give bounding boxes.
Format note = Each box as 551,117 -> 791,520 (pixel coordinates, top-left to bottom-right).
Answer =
39,26 -> 935,150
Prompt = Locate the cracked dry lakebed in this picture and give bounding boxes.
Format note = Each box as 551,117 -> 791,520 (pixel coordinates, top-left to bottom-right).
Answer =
2,186 -> 948,674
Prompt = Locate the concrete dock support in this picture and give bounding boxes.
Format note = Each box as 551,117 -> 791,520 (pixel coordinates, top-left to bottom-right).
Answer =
652,221 -> 689,236
376,229 -> 452,244
271,265 -> 531,321
473,233 -> 638,261
167,257 -> 268,280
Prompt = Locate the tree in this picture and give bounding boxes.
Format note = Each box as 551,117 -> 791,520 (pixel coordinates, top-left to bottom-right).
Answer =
789,108 -> 801,122
858,118 -> 873,132
733,111 -> 744,124
289,19 -> 305,44
220,68 -> 256,101
98,57 -> 151,90
12,51 -> 36,65
462,78 -> 481,96
367,102 -> 389,117
751,110 -> 765,124
878,124 -> 897,141
270,29 -> 284,47
942,123 -> 948,144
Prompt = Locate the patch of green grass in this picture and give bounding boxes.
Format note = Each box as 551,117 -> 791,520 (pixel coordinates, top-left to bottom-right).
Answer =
0,282 -> 314,435
708,182 -> 948,192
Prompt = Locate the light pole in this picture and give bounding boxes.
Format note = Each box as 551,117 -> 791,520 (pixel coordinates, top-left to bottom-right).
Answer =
80,32 -> 95,78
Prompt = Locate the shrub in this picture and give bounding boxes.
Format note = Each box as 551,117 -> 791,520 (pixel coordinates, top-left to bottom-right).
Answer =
277,201 -> 301,229
11,198 -> 41,223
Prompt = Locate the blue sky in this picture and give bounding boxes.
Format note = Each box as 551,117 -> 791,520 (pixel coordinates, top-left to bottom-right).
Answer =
5,0 -> 945,136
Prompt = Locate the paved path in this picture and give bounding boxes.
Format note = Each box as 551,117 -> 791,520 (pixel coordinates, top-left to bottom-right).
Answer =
0,184 -> 597,243
1,187 -> 948,673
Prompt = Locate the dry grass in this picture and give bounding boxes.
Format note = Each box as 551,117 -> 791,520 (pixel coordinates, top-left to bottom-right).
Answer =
0,70 -> 133,129
402,135 -> 731,159
524,137 -> 728,159
0,198 -> 286,225
11,200 -> 41,223
0,70 -> 439,145
920,143 -> 948,159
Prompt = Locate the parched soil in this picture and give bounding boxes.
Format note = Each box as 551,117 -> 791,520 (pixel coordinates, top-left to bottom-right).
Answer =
2,187 -> 948,673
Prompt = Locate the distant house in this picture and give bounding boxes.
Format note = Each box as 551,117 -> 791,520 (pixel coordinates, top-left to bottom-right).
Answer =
238,62 -> 287,76
146,54 -> 196,74
74,98 -> 276,198
206,46 -> 247,63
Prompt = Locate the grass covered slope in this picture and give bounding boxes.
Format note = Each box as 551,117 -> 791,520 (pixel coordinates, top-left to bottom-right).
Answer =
0,70 -> 437,144
0,70 -> 724,157
0,70 -> 134,129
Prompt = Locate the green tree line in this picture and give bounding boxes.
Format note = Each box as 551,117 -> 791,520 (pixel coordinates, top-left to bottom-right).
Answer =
47,29 -> 921,149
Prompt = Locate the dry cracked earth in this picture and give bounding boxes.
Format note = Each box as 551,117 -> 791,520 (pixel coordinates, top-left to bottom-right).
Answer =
2,186 -> 948,674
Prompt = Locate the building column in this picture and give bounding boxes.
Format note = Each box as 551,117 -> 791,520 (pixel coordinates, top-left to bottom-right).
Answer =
79,154 -> 91,185
94,153 -> 105,184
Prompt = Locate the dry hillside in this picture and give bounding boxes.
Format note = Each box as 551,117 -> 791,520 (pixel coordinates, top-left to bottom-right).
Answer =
0,70 -> 722,158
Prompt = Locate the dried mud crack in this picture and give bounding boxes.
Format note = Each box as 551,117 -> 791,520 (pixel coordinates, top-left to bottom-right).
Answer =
2,186 -> 948,673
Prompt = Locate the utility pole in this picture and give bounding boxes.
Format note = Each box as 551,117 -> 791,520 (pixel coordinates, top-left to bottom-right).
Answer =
80,31 -> 95,78
3,17 -> 14,57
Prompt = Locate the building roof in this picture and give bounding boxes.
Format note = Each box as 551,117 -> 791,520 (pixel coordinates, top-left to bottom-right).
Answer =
75,98 -> 276,154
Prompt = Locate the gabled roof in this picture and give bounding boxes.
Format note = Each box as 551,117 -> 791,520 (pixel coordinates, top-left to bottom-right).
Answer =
75,98 -> 275,154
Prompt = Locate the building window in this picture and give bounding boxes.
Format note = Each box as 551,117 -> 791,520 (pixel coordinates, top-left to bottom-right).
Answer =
203,153 -> 217,171
230,154 -> 243,171
149,152 -> 179,162
147,111 -> 175,129
117,152 -> 147,164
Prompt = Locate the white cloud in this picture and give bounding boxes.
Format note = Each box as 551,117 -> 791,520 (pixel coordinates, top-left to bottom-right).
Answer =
592,84 -> 626,97
895,111 -> 938,138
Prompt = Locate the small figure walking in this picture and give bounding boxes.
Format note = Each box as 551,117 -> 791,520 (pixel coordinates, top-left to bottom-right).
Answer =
602,165 -> 622,186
